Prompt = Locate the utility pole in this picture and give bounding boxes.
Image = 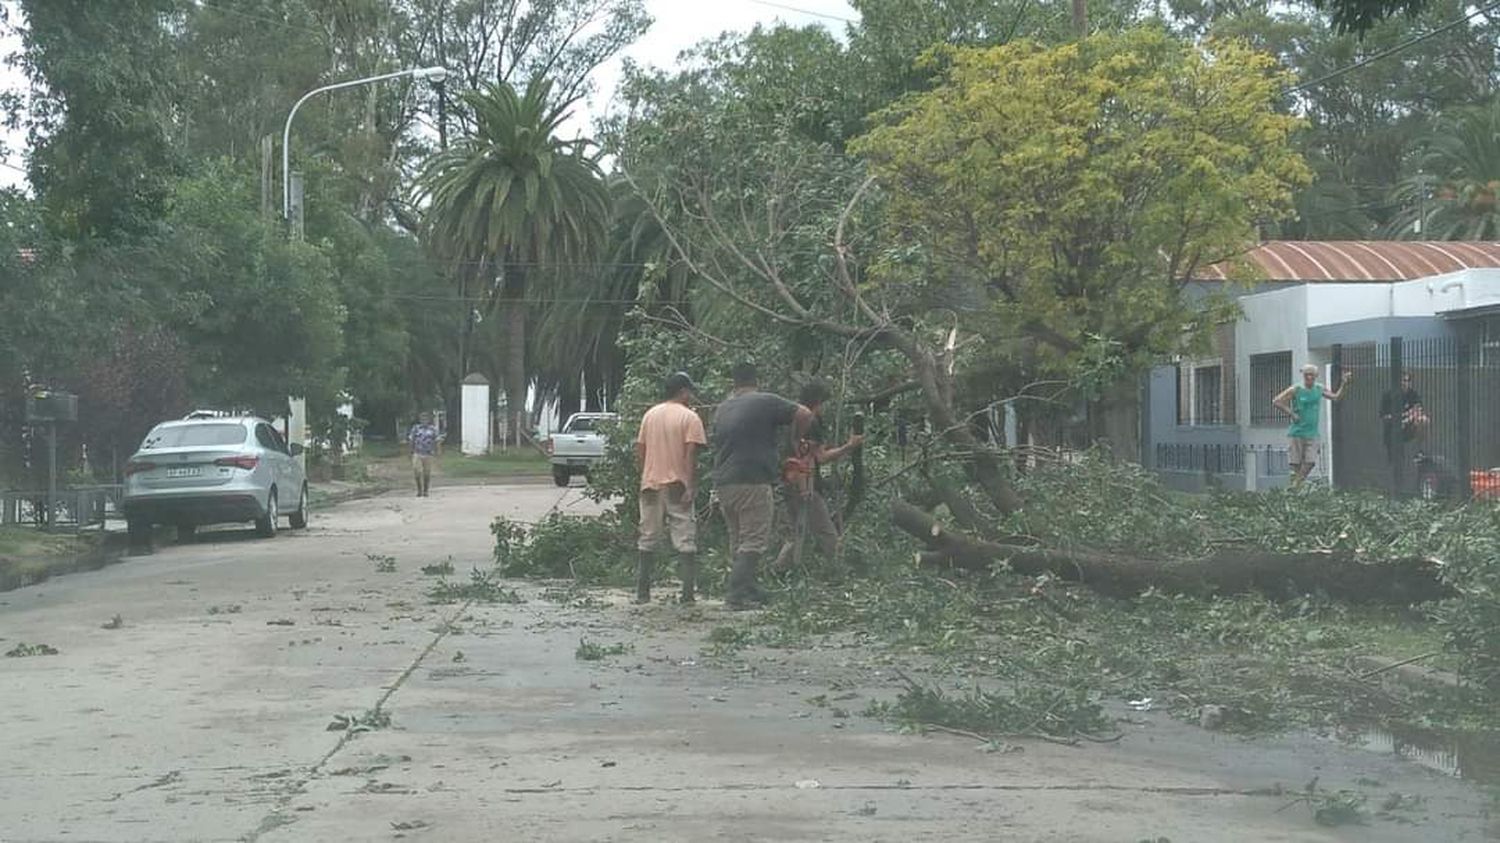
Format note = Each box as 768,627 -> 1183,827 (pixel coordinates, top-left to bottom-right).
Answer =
1415,171 -> 1427,237
1072,0 -> 1088,37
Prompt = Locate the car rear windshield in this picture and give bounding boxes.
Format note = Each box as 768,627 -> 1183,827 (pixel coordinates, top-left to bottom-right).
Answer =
141,423 -> 247,449
566,416 -> 616,433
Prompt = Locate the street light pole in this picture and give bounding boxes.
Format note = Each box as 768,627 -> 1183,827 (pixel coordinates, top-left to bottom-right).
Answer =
282,66 -> 448,221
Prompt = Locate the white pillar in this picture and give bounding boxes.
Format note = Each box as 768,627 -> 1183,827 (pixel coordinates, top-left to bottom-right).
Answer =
287,396 -> 308,469
461,374 -> 491,456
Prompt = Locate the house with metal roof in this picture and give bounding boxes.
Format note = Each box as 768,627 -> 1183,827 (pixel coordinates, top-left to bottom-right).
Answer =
1148,241 -> 1500,494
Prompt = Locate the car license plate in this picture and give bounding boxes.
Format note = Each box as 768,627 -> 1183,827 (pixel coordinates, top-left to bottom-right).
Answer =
165,467 -> 202,478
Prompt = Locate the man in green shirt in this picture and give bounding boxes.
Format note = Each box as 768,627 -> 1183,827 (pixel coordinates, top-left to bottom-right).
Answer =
1273,363 -> 1352,487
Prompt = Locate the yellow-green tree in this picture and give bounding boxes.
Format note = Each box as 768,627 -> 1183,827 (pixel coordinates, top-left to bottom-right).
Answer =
853,29 -> 1311,379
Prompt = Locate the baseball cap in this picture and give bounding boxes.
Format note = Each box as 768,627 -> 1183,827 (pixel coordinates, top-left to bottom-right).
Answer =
663,371 -> 698,397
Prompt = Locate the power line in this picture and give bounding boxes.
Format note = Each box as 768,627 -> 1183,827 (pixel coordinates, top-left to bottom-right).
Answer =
747,0 -> 858,23
1284,0 -> 1500,95
191,1 -> 327,37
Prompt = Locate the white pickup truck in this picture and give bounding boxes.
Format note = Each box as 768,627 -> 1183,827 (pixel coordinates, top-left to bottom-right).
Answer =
546,412 -> 617,487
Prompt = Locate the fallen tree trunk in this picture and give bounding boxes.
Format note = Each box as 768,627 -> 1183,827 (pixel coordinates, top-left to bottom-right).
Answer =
892,501 -> 1452,605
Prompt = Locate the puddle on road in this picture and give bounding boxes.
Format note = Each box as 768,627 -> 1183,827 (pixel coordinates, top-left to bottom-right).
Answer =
1336,723 -> 1500,785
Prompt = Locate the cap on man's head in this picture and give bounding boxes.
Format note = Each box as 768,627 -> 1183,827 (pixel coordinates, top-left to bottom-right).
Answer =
731,361 -> 758,387
663,371 -> 697,398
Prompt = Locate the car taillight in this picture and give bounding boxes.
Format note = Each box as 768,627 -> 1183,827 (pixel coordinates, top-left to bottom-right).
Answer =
124,460 -> 155,476
214,455 -> 259,470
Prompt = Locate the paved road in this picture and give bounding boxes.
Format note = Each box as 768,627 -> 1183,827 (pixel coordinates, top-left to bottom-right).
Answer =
0,484 -> 1491,842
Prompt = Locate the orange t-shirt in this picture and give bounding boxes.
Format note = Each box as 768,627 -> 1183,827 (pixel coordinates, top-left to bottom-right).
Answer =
637,401 -> 707,491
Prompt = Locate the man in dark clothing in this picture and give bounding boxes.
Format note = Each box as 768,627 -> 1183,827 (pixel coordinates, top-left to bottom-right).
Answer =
712,362 -> 813,609
772,380 -> 864,571
1381,371 -> 1427,461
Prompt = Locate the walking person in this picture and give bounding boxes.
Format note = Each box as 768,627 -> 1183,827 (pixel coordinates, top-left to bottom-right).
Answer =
772,380 -> 865,571
712,362 -> 814,609
407,411 -> 442,497
1273,364 -> 1352,487
634,372 -> 707,604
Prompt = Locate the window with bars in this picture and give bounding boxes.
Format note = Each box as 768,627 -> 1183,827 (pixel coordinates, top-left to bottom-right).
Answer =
1194,365 -> 1224,425
1250,351 -> 1292,426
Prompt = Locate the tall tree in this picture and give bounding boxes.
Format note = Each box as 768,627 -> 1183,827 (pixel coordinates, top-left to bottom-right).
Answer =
16,0 -> 185,239
419,79 -> 609,440
622,28 -> 1309,514
1389,100 -> 1500,240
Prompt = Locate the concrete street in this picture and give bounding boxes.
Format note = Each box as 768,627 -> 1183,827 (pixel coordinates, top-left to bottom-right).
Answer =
0,482 -> 1492,842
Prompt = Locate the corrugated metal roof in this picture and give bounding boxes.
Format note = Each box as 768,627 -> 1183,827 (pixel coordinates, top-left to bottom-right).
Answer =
1198,241 -> 1500,282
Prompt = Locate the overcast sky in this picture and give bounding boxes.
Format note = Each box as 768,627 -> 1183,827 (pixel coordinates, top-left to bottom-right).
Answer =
0,0 -> 859,192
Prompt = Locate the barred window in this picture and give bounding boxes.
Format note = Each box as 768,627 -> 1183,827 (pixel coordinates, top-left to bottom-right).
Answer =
1250,351 -> 1292,426
1194,365 -> 1224,425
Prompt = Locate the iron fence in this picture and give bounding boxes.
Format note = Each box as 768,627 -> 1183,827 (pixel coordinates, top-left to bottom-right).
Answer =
1155,443 -> 1290,478
1333,333 -> 1500,499
0,485 -> 122,531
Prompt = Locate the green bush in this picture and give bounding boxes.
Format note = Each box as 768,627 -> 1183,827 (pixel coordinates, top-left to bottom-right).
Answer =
492,512 -> 631,584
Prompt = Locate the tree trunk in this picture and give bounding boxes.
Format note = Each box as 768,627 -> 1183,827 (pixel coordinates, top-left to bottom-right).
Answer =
1072,0 -> 1088,36
503,265 -> 527,447
557,374 -> 582,425
905,341 -> 1024,514
891,501 -> 1452,605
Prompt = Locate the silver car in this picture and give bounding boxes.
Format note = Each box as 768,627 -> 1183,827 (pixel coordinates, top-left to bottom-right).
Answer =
122,415 -> 308,544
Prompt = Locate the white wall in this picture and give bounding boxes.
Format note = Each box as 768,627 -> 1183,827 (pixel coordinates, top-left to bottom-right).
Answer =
1306,283 -> 1390,326
1235,286 -> 1308,441
1390,268 -> 1500,316
1241,269 -> 1500,329
461,382 -> 491,456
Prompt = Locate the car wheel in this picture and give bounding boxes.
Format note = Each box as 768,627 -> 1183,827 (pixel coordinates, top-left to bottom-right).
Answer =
552,466 -> 571,487
127,518 -> 154,555
288,483 -> 309,529
176,524 -> 196,544
255,488 -> 279,538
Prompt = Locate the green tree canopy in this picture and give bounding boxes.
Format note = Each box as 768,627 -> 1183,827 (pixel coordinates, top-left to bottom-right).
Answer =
852,29 -> 1311,375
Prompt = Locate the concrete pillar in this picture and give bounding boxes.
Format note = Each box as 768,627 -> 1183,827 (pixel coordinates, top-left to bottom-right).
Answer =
287,396 -> 308,470
461,374 -> 491,456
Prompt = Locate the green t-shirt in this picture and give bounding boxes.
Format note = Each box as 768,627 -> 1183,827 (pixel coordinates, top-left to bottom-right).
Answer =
1288,385 -> 1323,439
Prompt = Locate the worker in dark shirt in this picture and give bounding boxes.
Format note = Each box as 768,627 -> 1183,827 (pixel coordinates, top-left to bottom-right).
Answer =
711,362 -> 813,609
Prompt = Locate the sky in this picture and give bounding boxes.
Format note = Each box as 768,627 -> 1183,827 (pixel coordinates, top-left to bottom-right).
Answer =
0,0 -> 860,192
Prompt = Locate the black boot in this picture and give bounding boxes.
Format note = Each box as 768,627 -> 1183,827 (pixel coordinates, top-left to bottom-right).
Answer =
725,552 -> 766,610
634,551 -> 655,604
677,553 -> 699,603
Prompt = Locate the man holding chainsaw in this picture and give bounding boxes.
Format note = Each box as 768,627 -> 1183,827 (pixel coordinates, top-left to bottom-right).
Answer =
773,380 -> 865,572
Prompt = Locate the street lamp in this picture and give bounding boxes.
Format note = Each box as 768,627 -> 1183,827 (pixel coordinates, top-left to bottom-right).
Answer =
282,66 -> 449,221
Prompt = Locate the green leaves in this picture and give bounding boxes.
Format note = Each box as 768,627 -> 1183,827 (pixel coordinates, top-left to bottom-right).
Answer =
853,30 -> 1310,380
420,79 -> 609,266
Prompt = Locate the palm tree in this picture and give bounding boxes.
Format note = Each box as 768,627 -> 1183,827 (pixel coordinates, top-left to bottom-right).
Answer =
1389,101 -> 1500,240
419,79 -> 609,443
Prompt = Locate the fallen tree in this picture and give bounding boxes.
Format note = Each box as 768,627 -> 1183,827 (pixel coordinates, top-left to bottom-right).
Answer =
892,500 -> 1453,605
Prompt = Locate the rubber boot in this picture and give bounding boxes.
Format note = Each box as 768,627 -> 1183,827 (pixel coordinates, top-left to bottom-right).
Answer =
677,553 -> 699,604
725,552 -> 766,610
634,551 -> 655,604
